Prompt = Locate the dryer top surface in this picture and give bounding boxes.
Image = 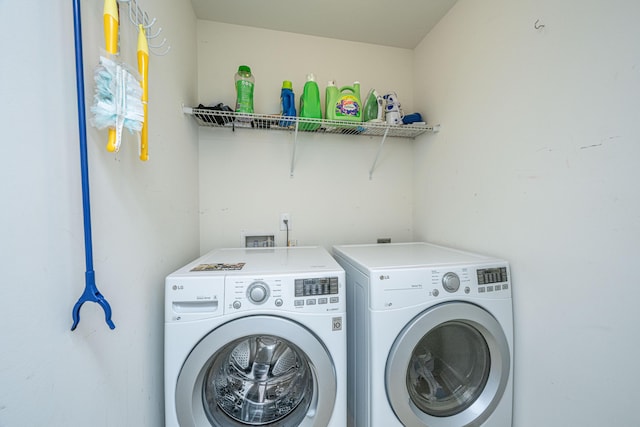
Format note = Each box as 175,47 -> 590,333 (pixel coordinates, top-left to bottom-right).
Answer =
333,242 -> 505,272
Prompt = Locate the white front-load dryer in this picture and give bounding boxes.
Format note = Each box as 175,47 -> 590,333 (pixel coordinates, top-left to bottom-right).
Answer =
333,242 -> 513,427
165,246 -> 346,427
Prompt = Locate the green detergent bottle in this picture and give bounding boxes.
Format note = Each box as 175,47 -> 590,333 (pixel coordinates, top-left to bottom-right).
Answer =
299,73 -> 322,131
325,81 -> 362,123
363,89 -> 384,122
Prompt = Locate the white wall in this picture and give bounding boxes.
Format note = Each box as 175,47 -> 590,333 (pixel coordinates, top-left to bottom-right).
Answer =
414,1 -> 640,425
0,1 -> 199,426
5,1 -> 639,426
196,21 -> 417,252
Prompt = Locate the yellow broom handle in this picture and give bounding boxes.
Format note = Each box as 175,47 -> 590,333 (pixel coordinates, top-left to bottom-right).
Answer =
138,25 -> 149,161
104,0 -> 119,152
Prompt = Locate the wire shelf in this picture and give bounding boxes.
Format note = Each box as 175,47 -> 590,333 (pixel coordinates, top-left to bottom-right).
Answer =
184,107 -> 437,138
183,106 -> 440,179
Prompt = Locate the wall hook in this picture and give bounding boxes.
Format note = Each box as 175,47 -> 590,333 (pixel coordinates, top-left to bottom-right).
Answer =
117,0 -> 171,56
534,19 -> 545,30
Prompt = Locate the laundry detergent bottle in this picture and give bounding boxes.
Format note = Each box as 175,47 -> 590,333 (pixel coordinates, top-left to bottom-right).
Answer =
363,89 -> 384,122
299,73 -> 322,131
325,81 -> 362,123
279,80 -> 296,127
234,65 -> 255,115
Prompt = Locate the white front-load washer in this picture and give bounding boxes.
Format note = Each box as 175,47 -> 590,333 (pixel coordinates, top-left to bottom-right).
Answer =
165,246 -> 346,427
333,242 -> 513,427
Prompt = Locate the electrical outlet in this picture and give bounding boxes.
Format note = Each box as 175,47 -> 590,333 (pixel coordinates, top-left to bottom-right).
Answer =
280,213 -> 291,231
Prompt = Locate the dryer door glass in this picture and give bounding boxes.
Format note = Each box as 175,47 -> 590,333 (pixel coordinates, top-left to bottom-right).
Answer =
203,335 -> 313,426
406,321 -> 490,417
386,302 -> 510,427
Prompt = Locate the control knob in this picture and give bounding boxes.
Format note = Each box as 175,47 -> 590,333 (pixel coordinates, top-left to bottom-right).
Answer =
442,272 -> 460,293
247,281 -> 269,304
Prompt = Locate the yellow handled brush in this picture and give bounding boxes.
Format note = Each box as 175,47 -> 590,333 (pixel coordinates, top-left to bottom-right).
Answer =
104,0 -> 119,152
137,25 -> 149,161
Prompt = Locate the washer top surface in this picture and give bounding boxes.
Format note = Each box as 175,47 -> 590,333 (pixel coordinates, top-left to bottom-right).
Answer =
169,246 -> 342,277
333,242 -> 500,272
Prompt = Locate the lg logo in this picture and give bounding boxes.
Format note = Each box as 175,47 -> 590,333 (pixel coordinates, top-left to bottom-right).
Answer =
379,275 -> 390,280
172,284 -> 184,290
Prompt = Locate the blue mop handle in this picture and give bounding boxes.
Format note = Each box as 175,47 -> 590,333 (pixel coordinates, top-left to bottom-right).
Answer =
72,0 -> 93,272
71,0 -> 115,330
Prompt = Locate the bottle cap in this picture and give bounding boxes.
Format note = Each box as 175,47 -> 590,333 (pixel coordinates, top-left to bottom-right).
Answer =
238,65 -> 251,73
307,73 -> 316,82
282,80 -> 293,90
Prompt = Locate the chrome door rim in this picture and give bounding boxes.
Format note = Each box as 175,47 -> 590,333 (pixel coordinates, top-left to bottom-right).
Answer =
385,302 -> 510,427
176,315 -> 337,427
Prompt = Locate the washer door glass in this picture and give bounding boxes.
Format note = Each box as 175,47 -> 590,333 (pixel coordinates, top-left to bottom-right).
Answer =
204,335 -> 313,425
175,315 -> 337,427
406,321 -> 490,417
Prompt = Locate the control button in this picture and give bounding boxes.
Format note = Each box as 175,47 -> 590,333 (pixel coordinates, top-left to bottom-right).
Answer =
442,272 -> 461,293
294,300 -> 304,307
487,285 -> 494,292
275,298 -> 283,307
318,298 -> 328,304
502,284 -> 509,290
432,289 -> 440,297
247,281 -> 269,304
479,287 -> 486,293
306,299 -> 316,305
232,300 -> 242,309
464,286 -> 471,294
330,297 -> 339,304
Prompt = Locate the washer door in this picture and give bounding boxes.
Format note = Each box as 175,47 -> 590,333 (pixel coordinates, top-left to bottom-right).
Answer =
176,315 -> 336,427
386,302 -> 510,427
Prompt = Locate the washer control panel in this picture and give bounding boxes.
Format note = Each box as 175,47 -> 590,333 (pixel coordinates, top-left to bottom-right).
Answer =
225,274 -> 344,314
294,277 -> 340,308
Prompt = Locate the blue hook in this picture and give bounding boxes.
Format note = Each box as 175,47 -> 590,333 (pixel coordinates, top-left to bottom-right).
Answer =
71,271 -> 115,331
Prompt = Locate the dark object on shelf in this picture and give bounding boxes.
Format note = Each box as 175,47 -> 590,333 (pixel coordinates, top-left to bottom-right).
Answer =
402,113 -> 423,124
196,103 -> 234,125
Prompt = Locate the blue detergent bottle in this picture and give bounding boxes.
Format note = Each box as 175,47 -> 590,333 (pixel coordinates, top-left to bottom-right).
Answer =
280,80 -> 296,127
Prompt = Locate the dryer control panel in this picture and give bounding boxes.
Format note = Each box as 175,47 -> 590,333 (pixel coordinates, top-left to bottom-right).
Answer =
369,263 -> 510,310
431,264 -> 510,297
475,266 -> 510,294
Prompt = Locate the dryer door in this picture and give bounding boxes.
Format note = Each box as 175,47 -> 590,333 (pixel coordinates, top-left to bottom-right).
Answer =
175,315 -> 336,427
386,302 -> 510,427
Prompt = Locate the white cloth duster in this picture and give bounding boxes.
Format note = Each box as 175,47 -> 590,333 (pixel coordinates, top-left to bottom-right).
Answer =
91,55 -> 144,152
